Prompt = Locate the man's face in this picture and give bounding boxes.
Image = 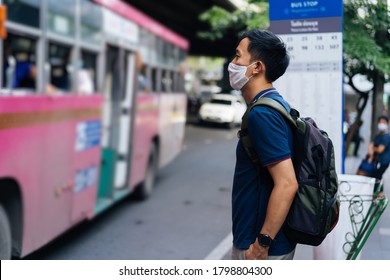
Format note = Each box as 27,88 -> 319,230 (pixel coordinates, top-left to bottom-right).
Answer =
378,119 -> 388,126
231,38 -> 252,67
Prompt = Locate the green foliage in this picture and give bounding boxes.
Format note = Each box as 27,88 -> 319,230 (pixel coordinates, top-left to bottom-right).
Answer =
197,1 -> 269,41
344,0 -> 390,81
199,0 -> 389,83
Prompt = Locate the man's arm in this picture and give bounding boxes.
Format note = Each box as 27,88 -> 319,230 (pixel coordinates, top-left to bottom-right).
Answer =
374,144 -> 386,154
246,158 -> 298,260
261,158 -> 298,238
368,141 -> 386,161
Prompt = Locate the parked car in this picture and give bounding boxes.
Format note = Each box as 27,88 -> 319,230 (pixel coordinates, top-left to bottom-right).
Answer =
198,94 -> 247,128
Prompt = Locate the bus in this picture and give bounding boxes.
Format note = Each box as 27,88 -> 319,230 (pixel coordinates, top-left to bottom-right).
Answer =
0,0 -> 188,259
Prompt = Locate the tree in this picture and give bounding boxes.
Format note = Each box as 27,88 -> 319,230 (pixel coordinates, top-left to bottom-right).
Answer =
344,0 -> 390,154
197,0 -> 269,41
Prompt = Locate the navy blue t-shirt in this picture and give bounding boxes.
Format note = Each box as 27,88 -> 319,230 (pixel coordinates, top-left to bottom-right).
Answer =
232,88 -> 296,255
374,133 -> 390,164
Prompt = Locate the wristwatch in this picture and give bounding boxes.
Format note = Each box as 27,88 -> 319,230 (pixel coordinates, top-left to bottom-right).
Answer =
258,233 -> 273,248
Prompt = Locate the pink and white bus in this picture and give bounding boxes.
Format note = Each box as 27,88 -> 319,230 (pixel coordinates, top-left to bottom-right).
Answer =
0,0 -> 188,259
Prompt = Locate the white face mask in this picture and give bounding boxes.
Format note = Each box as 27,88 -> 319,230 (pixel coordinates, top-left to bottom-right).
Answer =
378,123 -> 388,132
228,62 -> 256,90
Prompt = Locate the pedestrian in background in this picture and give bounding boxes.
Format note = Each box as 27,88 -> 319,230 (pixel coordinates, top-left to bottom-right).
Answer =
230,29 -> 298,260
352,120 -> 364,157
367,116 -> 390,180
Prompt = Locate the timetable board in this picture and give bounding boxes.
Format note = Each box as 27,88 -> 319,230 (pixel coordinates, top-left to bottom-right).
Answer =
270,0 -> 344,172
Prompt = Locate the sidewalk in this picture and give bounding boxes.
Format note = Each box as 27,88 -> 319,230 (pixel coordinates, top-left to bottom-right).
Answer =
221,156 -> 390,260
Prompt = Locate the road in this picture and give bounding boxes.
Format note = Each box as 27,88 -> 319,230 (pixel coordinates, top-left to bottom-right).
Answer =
24,117 -> 390,260
26,121 -> 238,260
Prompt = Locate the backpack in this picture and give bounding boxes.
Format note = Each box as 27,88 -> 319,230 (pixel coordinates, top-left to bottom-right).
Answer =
240,97 -> 340,246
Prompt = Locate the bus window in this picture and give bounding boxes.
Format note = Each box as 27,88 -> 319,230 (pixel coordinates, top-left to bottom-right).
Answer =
151,68 -> 159,92
156,38 -> 164,65
178,63 -> 186,92
162,70 -> 173,93
139,28 -> 150,65
179,49 -> 187,64
138,64 -> 149,93
48,43 -> 72,93
80,0 -> 103,45
105,46 -> 121,101
149,32 -> 157,63
167,43 -> 174,67
172,72 -> 179,93
77,50 -> 97,95
5,0 -> 40,28
172,46 -> 180,67
47,0 -> 76,38
2,34 -> 37,92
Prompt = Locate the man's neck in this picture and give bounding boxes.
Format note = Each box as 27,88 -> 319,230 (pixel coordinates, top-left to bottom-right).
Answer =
242,82 -> 274,103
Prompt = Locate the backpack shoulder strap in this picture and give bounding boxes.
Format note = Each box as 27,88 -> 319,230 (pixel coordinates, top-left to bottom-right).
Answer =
241,97 -> 297,134
253,98 -> 298,128
239,97 -> 298,167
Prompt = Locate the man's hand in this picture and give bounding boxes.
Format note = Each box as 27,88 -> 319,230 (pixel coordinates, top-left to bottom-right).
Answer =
245,241 -> 269,260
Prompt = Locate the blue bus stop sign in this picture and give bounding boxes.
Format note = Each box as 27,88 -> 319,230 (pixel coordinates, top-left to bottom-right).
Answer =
269,0 -> 344,174
270,0 -> 343,20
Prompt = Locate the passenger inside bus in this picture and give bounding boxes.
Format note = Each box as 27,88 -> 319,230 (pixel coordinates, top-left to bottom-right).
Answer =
2,38 -> 37,92
138,65 -> 149,92
77,59 -> 94,95
49,49 -> 71,93
78,50 -> 97,95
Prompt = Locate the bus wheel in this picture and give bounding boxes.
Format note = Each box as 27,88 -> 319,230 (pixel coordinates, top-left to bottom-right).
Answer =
135,143 -> 158,200
0,204 -> 12,260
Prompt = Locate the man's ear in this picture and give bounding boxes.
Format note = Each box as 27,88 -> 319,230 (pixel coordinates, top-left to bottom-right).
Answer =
253,61 -> 264,75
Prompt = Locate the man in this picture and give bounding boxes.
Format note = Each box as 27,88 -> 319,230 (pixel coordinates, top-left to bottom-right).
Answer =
368,115 -> 390,181
230,29 -> 298,260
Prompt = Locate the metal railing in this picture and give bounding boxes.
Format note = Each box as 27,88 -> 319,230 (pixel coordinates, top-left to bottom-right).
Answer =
340,179 -> 388,260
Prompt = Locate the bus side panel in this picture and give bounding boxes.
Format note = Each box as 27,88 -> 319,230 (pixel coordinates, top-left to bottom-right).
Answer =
158,94 -> 187,168
129,94 -> 159,190
71,148 -> 102,223
0,126 -> 48,256
70,97 -> 103,223
0,96 -> 103,257
35,121 -> 75,253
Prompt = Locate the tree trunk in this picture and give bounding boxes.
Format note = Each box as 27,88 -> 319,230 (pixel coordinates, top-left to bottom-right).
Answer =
370,71 -> 385,141
345,92 -> 369,157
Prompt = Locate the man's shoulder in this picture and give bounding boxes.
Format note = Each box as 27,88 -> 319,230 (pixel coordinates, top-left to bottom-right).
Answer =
248,104 -> 278,124
249,95 -> 289,123
378,133 -> 390,139
384,133 -> 390,142
374,133 -> 390,144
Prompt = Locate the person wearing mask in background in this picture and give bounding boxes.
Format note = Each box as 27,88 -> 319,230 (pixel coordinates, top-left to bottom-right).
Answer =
2,41 -> 36,91
77,60 -> 94,95
367,115 -> 390,182
230,29 -> 298,260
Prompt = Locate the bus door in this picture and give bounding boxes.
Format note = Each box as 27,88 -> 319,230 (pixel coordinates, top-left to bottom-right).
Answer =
113,51 -> 136,189
99,46 -> 135,199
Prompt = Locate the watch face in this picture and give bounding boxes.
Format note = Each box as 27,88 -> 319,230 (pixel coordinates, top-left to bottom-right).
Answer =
259,234 -> 273,247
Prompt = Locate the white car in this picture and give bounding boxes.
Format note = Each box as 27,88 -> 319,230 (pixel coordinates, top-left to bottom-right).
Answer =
198,94 -> 247,128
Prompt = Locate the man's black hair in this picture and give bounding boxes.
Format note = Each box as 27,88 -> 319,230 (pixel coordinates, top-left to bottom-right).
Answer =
377,115 -> 389,123
239,29 -> 289,82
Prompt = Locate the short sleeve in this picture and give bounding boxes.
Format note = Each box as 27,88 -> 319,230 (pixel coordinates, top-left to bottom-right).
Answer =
375,134 -> 390,147
248,106 -> 291,167
383,135 -> 390,147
